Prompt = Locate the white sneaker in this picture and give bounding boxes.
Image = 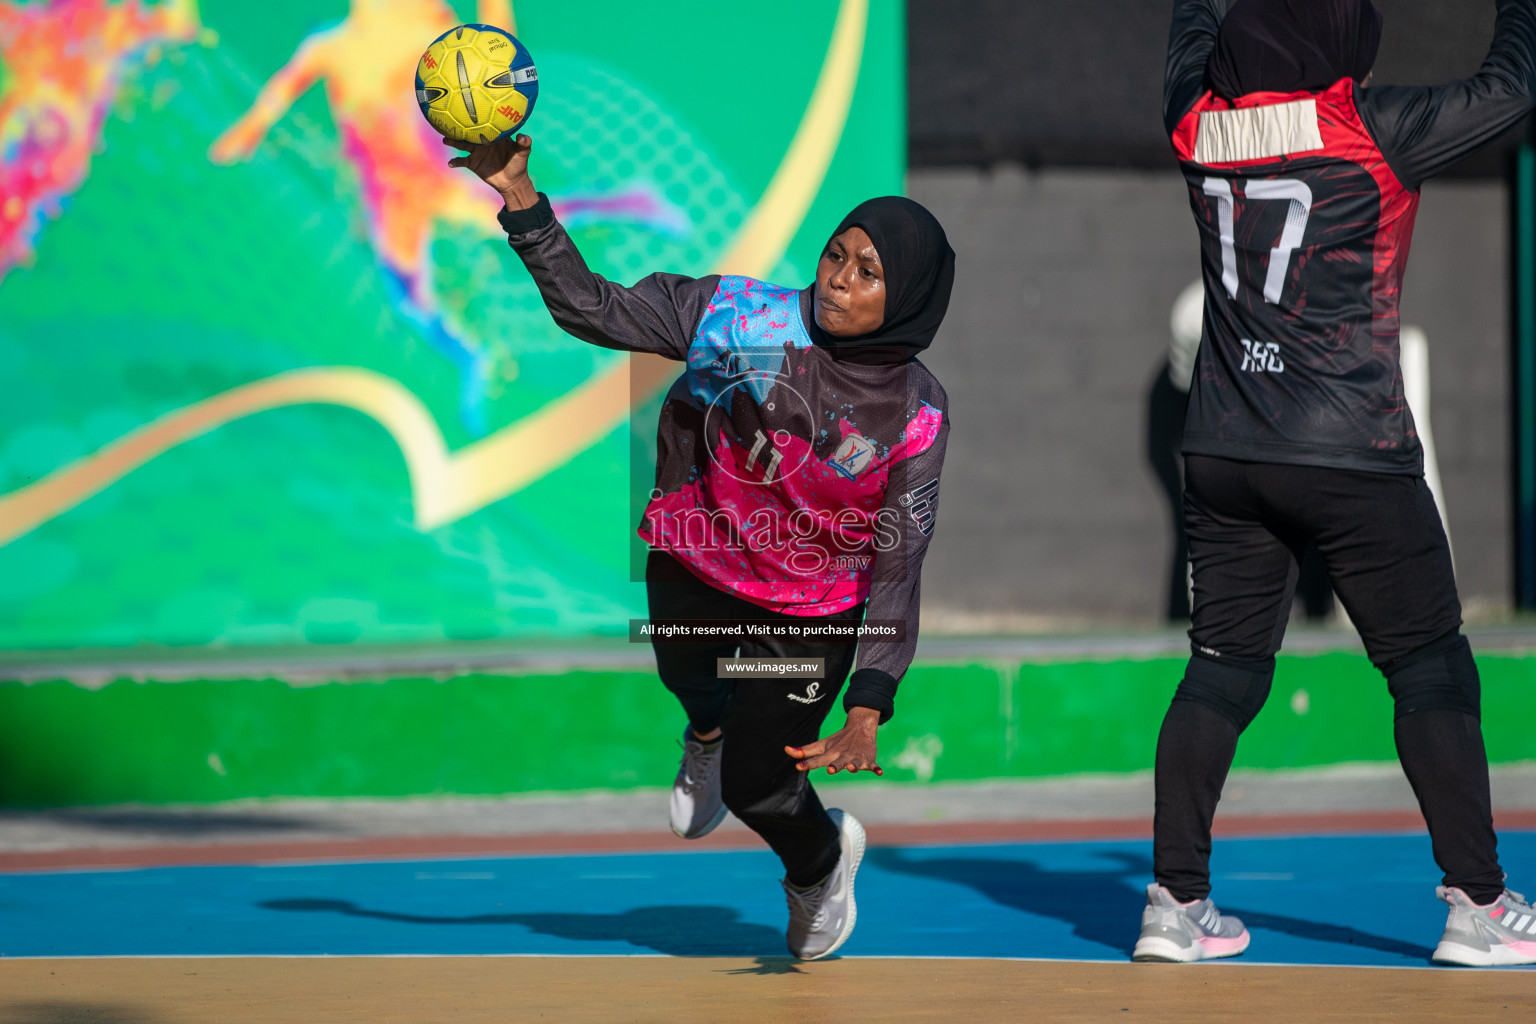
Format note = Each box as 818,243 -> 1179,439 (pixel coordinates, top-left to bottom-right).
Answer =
783,808 -> 866,960
669,726 -> 726,839
1132,883 -> 1250,962
1432,886 -> 1536,966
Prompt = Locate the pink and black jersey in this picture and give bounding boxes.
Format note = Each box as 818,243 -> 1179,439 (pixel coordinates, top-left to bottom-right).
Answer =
1166,0 -> 1536,474
640,275 -> 945,620
500,196 -> 948,699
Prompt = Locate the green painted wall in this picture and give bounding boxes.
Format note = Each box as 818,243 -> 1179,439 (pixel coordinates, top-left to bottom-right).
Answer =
2,651 -> 1533,807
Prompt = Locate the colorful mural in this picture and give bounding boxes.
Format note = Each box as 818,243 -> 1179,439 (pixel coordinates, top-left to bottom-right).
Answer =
0,0 -> 903,649
1,0 -> 201,278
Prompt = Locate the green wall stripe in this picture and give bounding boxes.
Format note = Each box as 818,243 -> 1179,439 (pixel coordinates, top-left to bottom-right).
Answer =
1,653 -> 1533,807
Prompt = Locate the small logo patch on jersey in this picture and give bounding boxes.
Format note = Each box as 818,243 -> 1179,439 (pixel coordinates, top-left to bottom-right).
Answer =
830,432 -> 876,480
788,681 -> 825,704
1240,339 -> 1285,373
898,478 -> 940,536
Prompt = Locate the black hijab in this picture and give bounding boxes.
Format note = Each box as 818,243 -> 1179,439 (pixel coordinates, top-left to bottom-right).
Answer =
803,196 -> 956,366
1206,0 -> 1382,100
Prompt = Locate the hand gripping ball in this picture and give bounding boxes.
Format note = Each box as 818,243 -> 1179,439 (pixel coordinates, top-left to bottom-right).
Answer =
415,24 -> 538,144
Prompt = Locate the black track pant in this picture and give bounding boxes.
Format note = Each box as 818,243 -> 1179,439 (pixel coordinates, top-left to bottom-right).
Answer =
1155,456 -> 1503,903
646,550 -> 863,886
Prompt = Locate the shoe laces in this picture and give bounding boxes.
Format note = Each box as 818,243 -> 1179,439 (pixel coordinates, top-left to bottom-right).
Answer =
1193,902 -> 1224,933
678,739 -> 720,794
1168,894 -> 1223,935
783,879 -> 830,930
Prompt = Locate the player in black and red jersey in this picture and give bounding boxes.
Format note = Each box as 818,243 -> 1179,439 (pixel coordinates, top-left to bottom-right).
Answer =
1137,0 -> 1536,966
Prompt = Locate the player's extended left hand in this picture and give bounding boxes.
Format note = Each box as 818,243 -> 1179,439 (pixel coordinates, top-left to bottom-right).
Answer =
786,707 -> 884,776
444,133 -> 539,211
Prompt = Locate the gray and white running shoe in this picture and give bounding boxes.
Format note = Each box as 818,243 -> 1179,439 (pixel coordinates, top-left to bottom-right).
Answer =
668,726 -> 727,840
1432,886 -> 1536,966
1132,883 -> 1251,962
783,808 -> 866,960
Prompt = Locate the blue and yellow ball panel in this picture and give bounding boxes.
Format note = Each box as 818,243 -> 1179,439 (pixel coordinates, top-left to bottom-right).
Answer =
415,23 -> 538,144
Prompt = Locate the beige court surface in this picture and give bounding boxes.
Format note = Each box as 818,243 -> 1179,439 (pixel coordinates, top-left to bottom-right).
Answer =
1,957 -> 1533,1023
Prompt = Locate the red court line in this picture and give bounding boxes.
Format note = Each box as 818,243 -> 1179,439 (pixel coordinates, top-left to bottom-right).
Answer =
5,810 -> 1535,873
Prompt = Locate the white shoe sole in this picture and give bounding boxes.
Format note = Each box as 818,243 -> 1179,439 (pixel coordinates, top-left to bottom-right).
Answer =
1432,939 -> 1536,967
670,801 -> 728,840
1132,932 -> 1250,963
1131,936 -> 1203,963
798,810 -> 866,961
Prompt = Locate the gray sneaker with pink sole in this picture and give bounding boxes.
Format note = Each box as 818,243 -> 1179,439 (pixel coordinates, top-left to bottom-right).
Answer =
1433,886 -> 1536,966
1132,883 -> 1251,963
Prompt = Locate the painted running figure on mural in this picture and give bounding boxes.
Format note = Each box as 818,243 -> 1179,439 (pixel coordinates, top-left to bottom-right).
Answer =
0,0 -> 201,282
209,0 -> 519,435
208,0 -> 685,435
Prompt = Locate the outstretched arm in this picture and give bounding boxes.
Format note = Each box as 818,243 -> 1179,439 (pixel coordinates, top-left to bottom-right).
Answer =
452,134 -> 715,359
1360,0 -> 1536,191
1165,0 -> 1234,134
209,28 -> 335,164
843,408 -> 949,721
787,398 -> 950,777
477,0 -> 515,33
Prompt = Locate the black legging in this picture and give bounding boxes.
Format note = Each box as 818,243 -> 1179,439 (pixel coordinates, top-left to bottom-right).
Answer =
646,550 -> 864,886
1155,456 -> 1503,904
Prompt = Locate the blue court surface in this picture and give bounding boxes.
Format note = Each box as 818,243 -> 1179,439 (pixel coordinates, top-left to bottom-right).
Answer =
5,832 -> 1535,967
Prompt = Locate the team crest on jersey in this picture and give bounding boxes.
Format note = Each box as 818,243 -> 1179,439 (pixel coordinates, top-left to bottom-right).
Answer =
898,478 -> 940,535
830,432 -> 876,480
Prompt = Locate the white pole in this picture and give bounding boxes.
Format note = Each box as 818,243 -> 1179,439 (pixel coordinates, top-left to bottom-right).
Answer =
1400,325 -> 1454,569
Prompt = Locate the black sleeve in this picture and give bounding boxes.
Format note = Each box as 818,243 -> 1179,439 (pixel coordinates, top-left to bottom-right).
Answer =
1165,0 -> 1234,134
1359,0 -> 1536,191
842,401 -> 949,725
498,194 -> 720,360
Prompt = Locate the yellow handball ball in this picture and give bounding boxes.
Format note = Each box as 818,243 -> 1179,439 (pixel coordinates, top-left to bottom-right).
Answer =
415,23 -> 538,145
